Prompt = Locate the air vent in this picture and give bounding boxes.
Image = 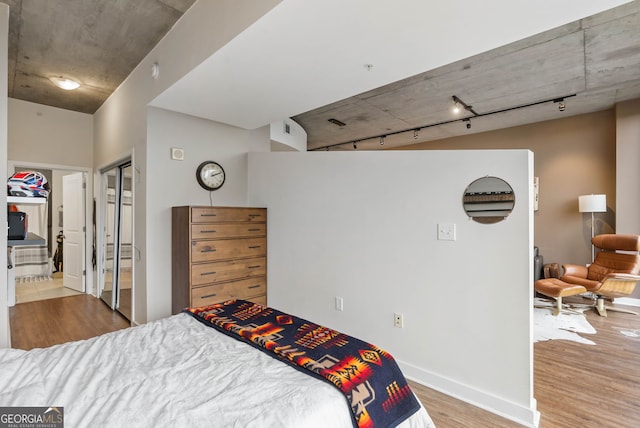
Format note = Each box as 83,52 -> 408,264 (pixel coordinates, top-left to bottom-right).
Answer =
328,118 -> 346,127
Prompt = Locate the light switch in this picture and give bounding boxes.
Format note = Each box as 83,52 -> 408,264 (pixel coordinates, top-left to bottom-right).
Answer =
438,223 -> 456,241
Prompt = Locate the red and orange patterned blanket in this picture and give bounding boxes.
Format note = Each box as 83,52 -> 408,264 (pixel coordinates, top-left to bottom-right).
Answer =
185,299 -> 420,428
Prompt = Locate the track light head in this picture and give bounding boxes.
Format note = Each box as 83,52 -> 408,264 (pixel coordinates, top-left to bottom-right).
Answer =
464,119 -> 471,129
380,136 -> 385,146
554,97 -> 566,112
451,95 -> 462,114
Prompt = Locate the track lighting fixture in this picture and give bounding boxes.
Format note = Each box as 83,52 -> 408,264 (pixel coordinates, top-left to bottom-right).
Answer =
353,142 -> 357,149
312,93 -> 577,151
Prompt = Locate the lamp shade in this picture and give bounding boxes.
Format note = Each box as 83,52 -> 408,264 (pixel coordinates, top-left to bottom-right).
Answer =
579,194 -> 607,213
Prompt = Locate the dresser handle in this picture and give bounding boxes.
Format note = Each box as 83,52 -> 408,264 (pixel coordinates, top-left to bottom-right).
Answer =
248,246 -> 261,249
201,248 -> 216,253
248,228 -> 260,232
200,230 -> 217,233
248,214 -> 260,218
248,285 -> 261,289
200,213 -> 217,217
200,271 -> 217,276
201,293 -> 217,299
247,265 -> 261,269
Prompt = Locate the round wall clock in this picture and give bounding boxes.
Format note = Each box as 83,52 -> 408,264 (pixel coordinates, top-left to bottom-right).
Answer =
196,161 -> 225,191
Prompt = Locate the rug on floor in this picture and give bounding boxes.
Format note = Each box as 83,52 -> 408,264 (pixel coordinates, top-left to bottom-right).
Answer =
534,298 -> 597,345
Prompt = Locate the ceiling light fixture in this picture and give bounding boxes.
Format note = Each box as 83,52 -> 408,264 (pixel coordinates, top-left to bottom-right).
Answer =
353,142 -> 357,150
312,93 -> 576,151
49,76 -> 80,90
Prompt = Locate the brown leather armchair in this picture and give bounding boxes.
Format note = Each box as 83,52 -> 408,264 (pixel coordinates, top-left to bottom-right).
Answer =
535,234 -> 640,316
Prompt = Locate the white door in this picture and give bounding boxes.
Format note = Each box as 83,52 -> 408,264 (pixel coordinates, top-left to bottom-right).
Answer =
63,172 -> 85,292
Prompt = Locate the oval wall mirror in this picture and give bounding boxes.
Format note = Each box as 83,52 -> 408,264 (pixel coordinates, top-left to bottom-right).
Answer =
463,176 -> 515,224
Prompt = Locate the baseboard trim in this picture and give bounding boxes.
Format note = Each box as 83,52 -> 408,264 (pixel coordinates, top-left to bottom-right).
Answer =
614,297 -> 640,307
399,360 -> 540,428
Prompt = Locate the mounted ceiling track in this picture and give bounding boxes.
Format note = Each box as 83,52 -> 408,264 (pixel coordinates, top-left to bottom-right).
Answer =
310,93 -> 577,151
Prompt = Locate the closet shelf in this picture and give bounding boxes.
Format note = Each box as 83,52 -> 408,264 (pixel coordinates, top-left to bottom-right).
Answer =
7,196 -> 47,205
8,233 -> 46,247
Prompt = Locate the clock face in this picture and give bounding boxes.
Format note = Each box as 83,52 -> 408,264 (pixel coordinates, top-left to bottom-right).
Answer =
196,161 -> 225,191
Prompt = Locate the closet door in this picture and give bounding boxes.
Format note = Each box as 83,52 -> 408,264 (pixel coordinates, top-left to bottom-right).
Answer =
117,164 -> 133,320
100,161 -> 133,321
62,172 -> 86,292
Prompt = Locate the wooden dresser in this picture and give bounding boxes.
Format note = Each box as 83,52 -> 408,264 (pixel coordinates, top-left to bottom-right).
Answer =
171,206 -> 267,314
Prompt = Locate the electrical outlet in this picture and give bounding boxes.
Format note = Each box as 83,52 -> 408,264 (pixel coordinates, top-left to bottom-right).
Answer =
335,296 -> 344,311
437,223 -> 456,241
394,313 -> 404,328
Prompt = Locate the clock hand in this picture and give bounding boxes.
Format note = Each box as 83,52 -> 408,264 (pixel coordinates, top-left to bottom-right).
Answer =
209,171 -> 223,177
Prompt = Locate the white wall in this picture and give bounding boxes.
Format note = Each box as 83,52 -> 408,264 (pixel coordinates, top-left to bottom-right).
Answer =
94,1 -> 281,323
6,100 -> 95,298
0,4 -> 9,348
8,99 -> 93,167
145,107 -> 270,322
248,150 -> 537,426
270,119 -> 307,152
616,99 -> 640,235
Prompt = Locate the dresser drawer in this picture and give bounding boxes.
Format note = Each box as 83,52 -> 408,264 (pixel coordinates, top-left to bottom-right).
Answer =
191,238 -> 266,263
191,207 -> 266,223
248,295 -> 267,306
191,257 -> 266,286
191,278 -> 266,306
191,223 -> 266,240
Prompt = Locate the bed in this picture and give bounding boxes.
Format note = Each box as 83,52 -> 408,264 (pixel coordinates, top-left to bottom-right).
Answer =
0,300 -> 435,427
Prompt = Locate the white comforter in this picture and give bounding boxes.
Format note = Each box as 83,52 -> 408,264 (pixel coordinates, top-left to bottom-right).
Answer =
0,313 -> 435,428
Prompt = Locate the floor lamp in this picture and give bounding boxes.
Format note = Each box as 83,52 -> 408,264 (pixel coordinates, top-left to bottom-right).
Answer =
579,194 -> 607,262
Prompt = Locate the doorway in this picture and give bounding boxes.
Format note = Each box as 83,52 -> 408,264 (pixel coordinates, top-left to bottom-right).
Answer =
99,160 -> 133,321
8,161 -> 92,304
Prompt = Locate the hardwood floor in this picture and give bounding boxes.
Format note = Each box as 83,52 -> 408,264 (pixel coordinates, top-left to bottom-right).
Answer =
534,298 -> 640,428
9,294 -> 130,350
409,381 -> 522,427
410,298 -> 640,427
8,295 -> 640,427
